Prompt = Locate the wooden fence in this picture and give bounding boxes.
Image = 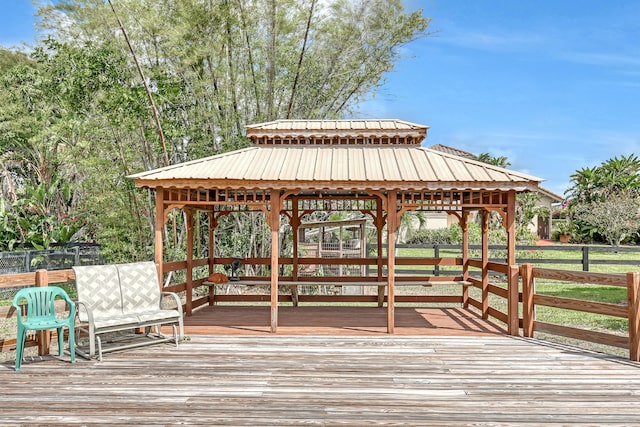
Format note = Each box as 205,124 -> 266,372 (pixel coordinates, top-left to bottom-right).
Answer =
389,243 -> 640,273
2,253 -> 640,361
520,265 -> 640,362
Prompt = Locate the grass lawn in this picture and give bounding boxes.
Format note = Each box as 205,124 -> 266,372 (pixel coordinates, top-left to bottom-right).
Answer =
396,245 -> 637,357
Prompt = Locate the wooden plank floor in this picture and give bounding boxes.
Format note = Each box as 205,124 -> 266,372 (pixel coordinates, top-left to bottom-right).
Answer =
2,334 -> 640,425
181,306 -> 508,336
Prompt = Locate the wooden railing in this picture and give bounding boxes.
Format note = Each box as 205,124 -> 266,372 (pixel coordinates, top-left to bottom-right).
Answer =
520,264 -> 640,362
463,260 -> 519,335
385,243 -> 640,273
2,259 -> 639,361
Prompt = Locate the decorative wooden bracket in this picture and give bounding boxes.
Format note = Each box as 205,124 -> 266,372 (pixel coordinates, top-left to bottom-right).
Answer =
485,207 -> 507,229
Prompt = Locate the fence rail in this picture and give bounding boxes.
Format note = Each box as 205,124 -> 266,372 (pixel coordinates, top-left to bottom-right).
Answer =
2,243 -> 640,361
521,265 -> 640,362
386,243 -> 640,273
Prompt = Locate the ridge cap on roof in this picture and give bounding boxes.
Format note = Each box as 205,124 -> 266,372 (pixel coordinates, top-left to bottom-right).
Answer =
421,146 -> 543,182
246,118 -> 429,130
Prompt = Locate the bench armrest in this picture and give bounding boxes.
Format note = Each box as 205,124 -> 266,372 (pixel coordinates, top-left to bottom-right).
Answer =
161,291 -> 184,317
75,301 -> 95,326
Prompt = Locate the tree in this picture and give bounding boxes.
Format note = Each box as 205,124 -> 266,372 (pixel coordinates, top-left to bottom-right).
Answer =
565,154 -> 640,244
0,39 -> 152,254
1,0 -> 429,261
572,192 -> 640,246
475,153 -> 511,168
37,0 -> 429,155
566,155 -> 640,203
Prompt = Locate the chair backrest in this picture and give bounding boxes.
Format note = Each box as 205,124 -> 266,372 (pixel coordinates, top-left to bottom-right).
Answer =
12,287 -> 72,322
117,261 -> 162,313
73,264 -> 122,321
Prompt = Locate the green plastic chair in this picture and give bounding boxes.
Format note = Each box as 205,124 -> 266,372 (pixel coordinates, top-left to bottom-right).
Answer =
12,287 -> 76,371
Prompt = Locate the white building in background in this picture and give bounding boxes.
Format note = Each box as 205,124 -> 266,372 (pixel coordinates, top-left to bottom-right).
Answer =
427,144 -> 563,240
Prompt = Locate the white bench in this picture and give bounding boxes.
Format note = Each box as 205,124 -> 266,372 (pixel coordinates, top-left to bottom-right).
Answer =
73,261 -> 184,361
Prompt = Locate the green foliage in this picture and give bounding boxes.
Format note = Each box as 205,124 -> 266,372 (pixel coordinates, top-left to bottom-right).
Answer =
0,48 -> 32,72
475,153 -> 511,168
406,227 -> 454,245
566,154 -> 640,245
1,1 -> 429,261
572,192 -> 640,246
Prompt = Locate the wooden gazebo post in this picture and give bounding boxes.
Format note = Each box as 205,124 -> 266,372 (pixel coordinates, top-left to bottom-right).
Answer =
481,209 -> 490,319
506,190 -> 519,335
386,192 -> 398,334
154,187 -> 165,287
461,210 -> 470,308
185,209 -> 194,316
207,211 -> 216,306
268,191 -> 281,333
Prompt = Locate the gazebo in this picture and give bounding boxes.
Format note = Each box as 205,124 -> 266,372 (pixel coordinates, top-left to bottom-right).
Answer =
130,119 -> 542,334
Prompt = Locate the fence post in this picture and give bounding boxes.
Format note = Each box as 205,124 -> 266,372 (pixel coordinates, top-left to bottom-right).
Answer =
627,272 -> 640,362
35,269 -> 51,356
434,244 -> 440,276
582,246 -> 589,272
521,263 -> 535,338
507,265 -> 520,336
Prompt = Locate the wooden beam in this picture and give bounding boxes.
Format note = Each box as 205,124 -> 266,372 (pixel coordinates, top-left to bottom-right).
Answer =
461,211 -> 469,308
534,321 -> 629,349
507,265 -> 520,335
481,209 -> 489,320
185,209 -> 194,316
155,187 -> 165,286
291,197 -> 300,281
506,190 -> 516,266
533,294 -> 629,318
208,212 -> 215,306
506,191 -> 518,336
521,263 -> 535,338
376,198 -> 384,284
269,191 -> 281,333
386,192 -> 397,334
628,272 -> 640,362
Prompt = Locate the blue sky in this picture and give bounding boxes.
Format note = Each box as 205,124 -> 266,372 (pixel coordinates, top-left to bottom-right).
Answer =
356,0 -> 640,197
2,1 -> 640,197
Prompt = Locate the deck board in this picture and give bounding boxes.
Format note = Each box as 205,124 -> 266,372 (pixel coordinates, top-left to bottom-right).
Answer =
180,306 -> 507,336
2,333 -> 640,425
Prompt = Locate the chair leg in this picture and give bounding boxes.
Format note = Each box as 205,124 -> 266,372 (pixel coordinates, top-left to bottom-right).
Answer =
57,327 -> 64,356
15,326 -> 25,371
68,326 -> 75,364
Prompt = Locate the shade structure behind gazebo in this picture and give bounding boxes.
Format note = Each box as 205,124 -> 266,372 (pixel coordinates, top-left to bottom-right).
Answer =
130,119 -> 543,334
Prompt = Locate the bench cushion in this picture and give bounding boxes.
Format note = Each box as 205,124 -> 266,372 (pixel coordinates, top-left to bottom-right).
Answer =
117,261 -> 162,313
73,264 -> 122,322
136,309 -> 182,324
92,314 -> 141,330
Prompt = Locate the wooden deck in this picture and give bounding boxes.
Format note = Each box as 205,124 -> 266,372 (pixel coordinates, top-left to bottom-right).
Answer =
180,305 -> 508,336
2,334 -> 640,425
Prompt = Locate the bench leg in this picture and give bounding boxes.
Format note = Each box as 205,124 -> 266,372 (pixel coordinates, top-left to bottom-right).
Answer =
97,336 -> 103,362
172,324 -> 179,348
